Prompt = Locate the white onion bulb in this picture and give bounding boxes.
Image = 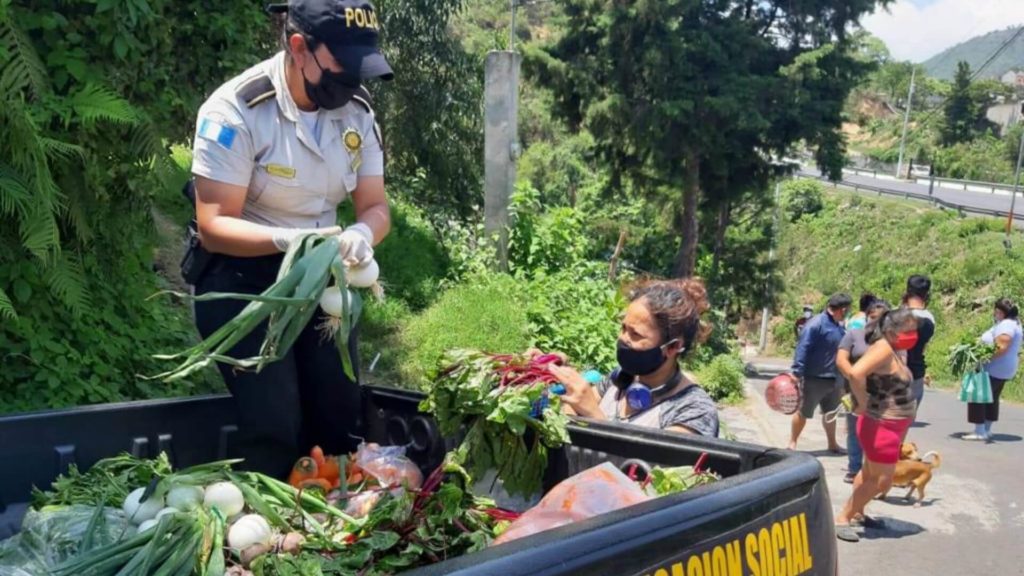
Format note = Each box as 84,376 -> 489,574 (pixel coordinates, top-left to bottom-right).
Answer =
122,487 -> 164,524
137,518 -> 159,533
204,482 -> 245,517
346,259 -> 379,288
227,514 -> 273,551
319,285 -> 352,317
166,485 -> 204,511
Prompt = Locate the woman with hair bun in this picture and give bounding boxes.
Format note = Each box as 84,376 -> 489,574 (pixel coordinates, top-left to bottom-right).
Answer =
545,278 -> 720,437
963,297 -> 1022,441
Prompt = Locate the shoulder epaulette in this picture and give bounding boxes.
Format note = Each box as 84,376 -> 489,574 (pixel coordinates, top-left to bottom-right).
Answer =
237,74 -> 276,108
350,86 -> 375,114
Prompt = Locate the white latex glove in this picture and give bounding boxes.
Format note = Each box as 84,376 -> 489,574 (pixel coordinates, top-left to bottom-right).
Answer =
271,226 -> 343,252
338,223 -> 375,267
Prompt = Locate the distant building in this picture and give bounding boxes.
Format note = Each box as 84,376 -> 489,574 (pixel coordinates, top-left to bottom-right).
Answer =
1001,70 -> 1024,87
987,100 -> 1023,135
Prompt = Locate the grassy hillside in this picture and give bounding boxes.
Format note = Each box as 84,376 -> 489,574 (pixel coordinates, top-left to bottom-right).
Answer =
771,185 -> 1024,402
923,26 -> 1024,80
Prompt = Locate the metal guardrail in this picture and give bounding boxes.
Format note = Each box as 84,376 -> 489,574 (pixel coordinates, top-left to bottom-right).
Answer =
801,174 -> 1024,222
913,175 -> 1022,196
842,166 -> 1022,196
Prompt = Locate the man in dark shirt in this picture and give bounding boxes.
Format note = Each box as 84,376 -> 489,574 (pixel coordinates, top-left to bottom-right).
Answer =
789,293 -> 851,452
903,275 -> 936,412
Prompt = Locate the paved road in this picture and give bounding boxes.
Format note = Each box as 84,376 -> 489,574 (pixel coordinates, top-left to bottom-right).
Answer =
798,169 -> 1024,221
721,359 -> 1024,576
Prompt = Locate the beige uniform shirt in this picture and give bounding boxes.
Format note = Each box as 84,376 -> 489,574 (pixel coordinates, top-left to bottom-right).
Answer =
191,51 -> 383,229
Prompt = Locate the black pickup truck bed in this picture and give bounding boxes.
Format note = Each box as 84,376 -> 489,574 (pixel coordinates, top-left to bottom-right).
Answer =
0,387 -> 836,575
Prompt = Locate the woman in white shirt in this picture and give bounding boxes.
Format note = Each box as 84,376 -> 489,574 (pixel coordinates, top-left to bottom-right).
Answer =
964,298 -> 1022,441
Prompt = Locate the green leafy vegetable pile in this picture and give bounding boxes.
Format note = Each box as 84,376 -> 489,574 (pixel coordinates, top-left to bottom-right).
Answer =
31,453 -> 172,509
419,350 -> 572,497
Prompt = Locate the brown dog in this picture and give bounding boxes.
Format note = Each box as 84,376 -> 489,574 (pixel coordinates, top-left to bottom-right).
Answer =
882,442 -> 941,506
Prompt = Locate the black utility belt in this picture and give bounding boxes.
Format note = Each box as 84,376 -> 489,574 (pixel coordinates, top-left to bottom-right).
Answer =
180,222 -> 287,287
180,219 -> 216,286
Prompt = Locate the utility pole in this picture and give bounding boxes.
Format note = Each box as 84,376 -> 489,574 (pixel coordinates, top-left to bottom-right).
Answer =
896,67 -> 917,179
1007,101 -> 1024,246
758,180 -> 782,353
509,0 -> 516,51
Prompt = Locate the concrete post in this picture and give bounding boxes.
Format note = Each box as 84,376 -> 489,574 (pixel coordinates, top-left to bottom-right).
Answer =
484,51 -> 521,271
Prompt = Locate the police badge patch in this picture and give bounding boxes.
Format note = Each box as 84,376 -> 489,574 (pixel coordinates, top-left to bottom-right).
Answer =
343,128 -> 363,172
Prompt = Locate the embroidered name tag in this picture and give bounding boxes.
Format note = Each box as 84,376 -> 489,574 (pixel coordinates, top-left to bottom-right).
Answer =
266,164 -> 296,178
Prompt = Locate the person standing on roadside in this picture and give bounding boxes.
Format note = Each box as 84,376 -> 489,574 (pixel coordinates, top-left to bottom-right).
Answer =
788,293 -> 851,452
963,298 -> 1022,441
794,305 -> 814,341
836,299 -> 891,483
902,275 -> 935,412
846,293 -> 877,331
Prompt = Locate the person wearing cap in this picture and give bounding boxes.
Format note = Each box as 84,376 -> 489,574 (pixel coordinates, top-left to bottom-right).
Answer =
794,305 -> 814,341
188,0 -> 393,477
788,293 -> 851,452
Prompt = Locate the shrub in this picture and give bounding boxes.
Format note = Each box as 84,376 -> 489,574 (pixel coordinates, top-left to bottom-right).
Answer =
694,354 -> 746,403
781,180 -> 825,222
522,265 -> 625,371
398,274 -> 531,387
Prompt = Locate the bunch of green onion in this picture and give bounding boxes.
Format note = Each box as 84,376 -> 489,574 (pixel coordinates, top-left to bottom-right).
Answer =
152,234 -> 362,382
53,508 -> 220,576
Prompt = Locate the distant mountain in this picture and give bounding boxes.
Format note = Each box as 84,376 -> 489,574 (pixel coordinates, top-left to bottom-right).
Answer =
923,26 -> 1024,81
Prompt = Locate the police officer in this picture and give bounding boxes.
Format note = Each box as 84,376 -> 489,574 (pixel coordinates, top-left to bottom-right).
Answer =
189,0 -> 392,477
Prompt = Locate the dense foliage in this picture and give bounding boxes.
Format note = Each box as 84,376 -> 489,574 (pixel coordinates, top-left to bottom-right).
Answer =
0,0 -> 484,413
537,0 -> 889,276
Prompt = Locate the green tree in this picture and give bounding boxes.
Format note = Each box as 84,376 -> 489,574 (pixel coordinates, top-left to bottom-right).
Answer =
942,61 -> 994,145
538,0 -> 888,277
374,0 -> 484,219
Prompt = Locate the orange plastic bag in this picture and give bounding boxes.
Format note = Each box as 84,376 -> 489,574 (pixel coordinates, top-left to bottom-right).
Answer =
492,463 -> 650,545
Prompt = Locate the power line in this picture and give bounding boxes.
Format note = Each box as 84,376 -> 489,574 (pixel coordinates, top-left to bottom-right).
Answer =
898,25 -> 1024,143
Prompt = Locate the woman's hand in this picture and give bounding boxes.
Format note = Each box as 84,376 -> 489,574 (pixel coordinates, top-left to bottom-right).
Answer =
548,364 -> 601,419
852,393 -> 868,416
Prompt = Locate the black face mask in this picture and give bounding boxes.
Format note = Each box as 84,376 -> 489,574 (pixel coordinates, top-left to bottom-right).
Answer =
616,338 -> 677,376
303,51 -> 360,110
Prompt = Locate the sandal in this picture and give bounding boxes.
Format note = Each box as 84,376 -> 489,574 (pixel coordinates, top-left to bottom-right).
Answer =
835,525 -> 860,542
853,515 -> 885,529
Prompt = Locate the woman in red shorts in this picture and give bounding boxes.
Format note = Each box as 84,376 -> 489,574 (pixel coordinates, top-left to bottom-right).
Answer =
834,308 -> 918,542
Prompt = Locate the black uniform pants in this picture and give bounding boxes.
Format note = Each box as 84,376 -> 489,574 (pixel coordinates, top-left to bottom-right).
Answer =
194,253 -> 363,478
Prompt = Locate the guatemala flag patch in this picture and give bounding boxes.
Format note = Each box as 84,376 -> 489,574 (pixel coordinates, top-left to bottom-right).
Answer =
198,118 -> 237,150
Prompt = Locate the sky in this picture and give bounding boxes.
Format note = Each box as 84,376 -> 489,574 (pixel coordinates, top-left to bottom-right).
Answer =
862,0 -> 1024,62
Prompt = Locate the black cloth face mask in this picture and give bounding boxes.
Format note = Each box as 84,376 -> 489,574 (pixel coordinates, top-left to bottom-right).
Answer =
302,50 -> 360,110
616,338 -> 679,376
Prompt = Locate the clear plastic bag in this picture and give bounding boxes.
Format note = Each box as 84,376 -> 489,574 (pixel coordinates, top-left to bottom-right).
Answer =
353,443 -> 423,490
0,505 -> 133,576
342,491 -> 383,518
492,463 -> 650,545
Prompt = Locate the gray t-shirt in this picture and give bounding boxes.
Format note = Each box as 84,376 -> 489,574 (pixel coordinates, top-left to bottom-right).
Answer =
596,377 -> 719,437
837,328 -> 870,391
